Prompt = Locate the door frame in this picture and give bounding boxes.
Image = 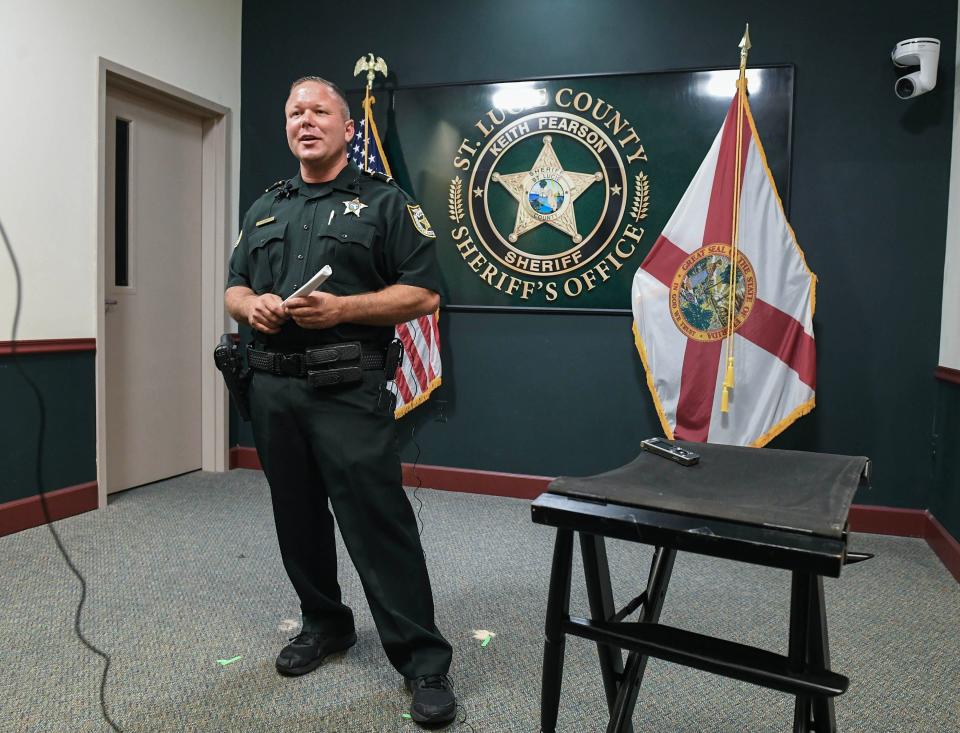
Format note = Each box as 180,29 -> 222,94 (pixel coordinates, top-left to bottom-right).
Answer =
96,58 -> 232,509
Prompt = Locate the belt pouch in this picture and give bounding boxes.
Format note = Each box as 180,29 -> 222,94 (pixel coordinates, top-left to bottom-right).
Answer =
305,342 -> 361,367
308,366 -> 363,388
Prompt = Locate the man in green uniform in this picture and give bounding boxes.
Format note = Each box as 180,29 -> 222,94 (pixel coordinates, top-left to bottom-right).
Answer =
225,77 -> 455,726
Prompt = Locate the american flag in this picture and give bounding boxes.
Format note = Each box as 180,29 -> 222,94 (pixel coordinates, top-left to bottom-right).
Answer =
348,97 -> 442,418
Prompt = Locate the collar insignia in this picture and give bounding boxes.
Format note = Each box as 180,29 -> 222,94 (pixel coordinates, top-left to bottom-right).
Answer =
343,198 -> 368,217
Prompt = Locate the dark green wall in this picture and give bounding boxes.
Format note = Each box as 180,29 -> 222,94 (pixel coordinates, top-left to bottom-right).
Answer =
0,353 -> 97,504
239,0 -> 957,511
931,379 -> 960,540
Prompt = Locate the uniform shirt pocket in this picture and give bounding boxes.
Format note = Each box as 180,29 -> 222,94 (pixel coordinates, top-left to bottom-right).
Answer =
248,221 -> 287,293
327,219 -> 380,289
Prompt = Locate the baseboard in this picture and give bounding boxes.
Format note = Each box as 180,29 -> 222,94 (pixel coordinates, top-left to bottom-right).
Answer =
228,448 -> 959,581
0,482 -> 98,538
847,505 -> 928,537
925,513 -> 960,583
401,464 -> 552,499
230,447 -> 551,498
231,446 -> 262,470
847,504 -> 960,582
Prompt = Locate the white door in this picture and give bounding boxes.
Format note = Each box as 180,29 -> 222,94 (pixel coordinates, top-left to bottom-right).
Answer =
104,87 -> 203,493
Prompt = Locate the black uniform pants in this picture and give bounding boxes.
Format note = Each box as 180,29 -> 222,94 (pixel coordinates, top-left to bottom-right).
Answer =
249,368 -> 452,678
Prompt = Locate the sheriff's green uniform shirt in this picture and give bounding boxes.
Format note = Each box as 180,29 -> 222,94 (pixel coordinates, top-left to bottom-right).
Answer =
228,163 -> 441,351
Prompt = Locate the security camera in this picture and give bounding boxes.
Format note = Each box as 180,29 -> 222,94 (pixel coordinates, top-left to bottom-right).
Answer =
891,37 -> 940,99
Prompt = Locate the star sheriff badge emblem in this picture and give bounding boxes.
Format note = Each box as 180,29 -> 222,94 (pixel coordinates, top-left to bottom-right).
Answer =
343,198 -> 368,216
446,102 -> 649,300
492,134 -> 602,244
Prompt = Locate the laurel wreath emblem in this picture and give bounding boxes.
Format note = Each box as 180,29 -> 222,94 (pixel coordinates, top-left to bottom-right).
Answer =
448,176 -> 464,223
631,172 -> 650,221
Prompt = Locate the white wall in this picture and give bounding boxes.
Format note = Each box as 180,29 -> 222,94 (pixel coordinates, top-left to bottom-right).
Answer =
942,4 -> 960,370
0,0 -> 242,340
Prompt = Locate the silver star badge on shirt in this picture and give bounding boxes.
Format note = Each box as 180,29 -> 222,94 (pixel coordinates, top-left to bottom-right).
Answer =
343,198 -> 368,217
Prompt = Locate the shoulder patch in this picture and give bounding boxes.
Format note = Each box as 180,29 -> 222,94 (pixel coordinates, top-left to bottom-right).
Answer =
407,204 -> 436,238
264,179 -> 285,193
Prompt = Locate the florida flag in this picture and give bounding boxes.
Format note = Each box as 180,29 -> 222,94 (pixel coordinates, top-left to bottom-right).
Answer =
632,85 -> 816,447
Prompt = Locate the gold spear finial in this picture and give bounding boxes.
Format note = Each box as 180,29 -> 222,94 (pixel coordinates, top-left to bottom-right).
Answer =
739,23 -> 751,69
353,53 -> 388,90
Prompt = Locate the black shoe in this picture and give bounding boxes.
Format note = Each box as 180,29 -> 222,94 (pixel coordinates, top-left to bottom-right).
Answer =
405,674 -> 456,726
275,629 -> 356,676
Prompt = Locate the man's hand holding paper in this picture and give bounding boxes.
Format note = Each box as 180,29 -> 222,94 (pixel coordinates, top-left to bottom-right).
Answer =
285,291 -> 345,330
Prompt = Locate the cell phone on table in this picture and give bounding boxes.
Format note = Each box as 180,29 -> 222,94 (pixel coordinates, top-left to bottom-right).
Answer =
640,437 -> 700,466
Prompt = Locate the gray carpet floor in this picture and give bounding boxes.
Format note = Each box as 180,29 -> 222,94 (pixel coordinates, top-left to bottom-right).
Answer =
2,469 -> 958,732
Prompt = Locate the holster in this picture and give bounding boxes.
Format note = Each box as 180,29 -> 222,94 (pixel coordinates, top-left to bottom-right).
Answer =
374,339 -> 404,415
384,338 -> 404,381
213,333 -> 252,421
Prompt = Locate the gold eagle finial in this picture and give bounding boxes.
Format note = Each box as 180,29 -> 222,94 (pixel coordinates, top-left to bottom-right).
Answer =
354,53 -> 388,89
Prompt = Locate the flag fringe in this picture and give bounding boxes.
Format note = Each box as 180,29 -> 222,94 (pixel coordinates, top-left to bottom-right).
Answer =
394,376 -> 442,419
741,96 -> 817,320
631,321 -> 674,440
634,315 -> 815,446
750,396 -> 816,448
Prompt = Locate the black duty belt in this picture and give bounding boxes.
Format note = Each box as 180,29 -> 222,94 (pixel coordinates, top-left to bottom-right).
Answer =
247,342 -> 386,388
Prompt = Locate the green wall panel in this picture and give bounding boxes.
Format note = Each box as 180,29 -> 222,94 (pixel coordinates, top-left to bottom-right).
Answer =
0,352 -> 96,504
238,0 -> 957,510
931,380 -> 960,540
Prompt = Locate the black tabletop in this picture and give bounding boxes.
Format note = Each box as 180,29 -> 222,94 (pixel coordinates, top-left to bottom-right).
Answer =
547,442 -> 869,539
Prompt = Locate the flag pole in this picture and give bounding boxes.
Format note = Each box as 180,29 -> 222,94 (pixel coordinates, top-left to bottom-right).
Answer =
354,53 -> 389,171
362,85 -> 371,170
721,23 -> 751,414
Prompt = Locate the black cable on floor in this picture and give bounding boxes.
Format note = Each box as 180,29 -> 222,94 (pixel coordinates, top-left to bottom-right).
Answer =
403,423 -> 477,733
454,702 -> 478,732
0,217 -> 124,733
409,421 -> 426,546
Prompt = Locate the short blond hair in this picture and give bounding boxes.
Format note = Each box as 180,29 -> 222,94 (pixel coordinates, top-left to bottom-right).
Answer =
289,76 -> 350,120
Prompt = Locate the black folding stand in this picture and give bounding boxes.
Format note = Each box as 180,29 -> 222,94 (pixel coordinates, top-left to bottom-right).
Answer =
531,442 -> 871,733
